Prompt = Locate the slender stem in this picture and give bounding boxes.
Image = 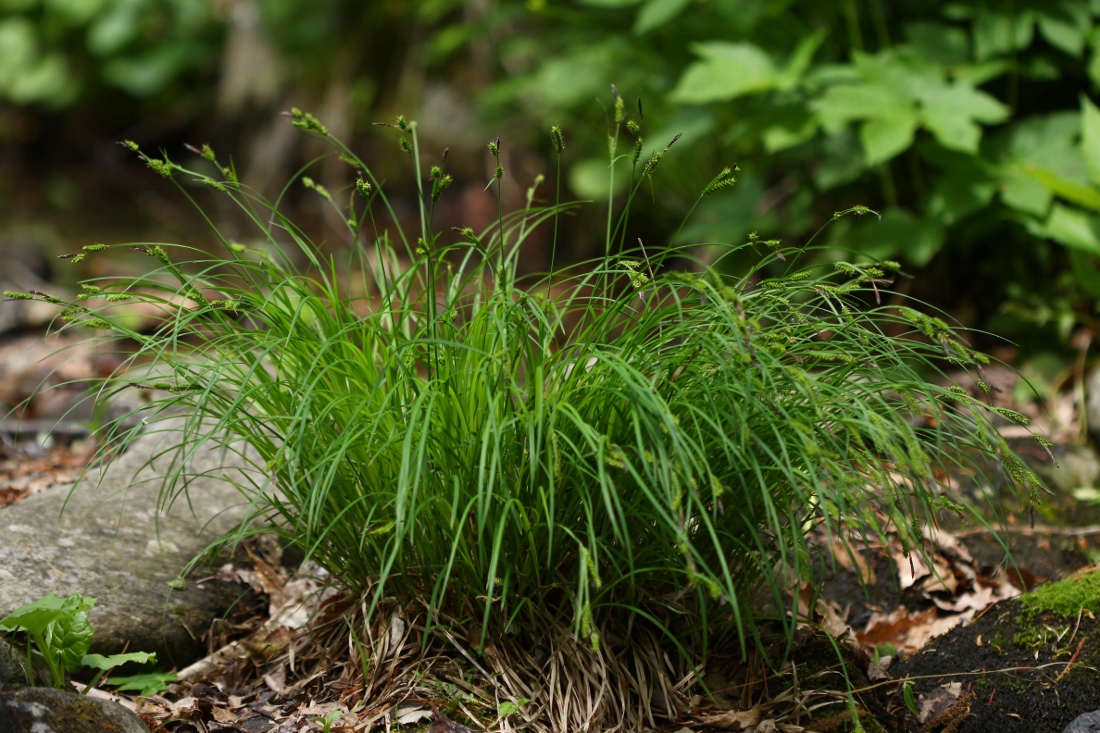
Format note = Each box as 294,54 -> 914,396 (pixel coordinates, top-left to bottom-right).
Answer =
409,124 -> 435,380
34,631 -> 63,687
548,153 -> 561,300
24,642 -> 35,686
843,0 -> 864,53
869,0 -> 891,49
495,162 -> 505,287
427,200 -> 438,380
82,669 -> 109,695
410,124 -> 429,247
605,131 -> 619,264
879,162 -> 898,207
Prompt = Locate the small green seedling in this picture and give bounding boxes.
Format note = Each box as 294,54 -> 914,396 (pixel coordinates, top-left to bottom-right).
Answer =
311,709 -> 342,733
106,671 -> 179,696
497,698 -> 529,718
0,593 -> 157,692
871,643 -> 898,664
80,652 -> 158,694
902,681 -> 919,716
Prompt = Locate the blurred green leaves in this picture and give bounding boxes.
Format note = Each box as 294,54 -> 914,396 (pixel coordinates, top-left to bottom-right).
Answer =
8,0 -> 1100,349
0,16 -> 76,105
810,50 -> 1008,164
0,0 -> 218,105
671,32 -> 824,105
670,42 -> 778,104
471,0 -> 1100,349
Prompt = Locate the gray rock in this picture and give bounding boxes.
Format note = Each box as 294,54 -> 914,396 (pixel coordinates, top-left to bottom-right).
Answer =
0,259 -> 69,334
0,637 -> 21,688
1064,711 -> 1100,733
0,686 -> 148,733
0,419 -> 260,666
0,637 -> 52,689
1040,444 -> 1100,494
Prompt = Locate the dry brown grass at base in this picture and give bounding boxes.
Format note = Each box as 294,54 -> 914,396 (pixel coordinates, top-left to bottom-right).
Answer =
146,587 -> 899,733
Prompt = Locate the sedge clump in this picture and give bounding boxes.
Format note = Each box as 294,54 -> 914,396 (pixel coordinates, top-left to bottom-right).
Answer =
15,97 -> 1050,731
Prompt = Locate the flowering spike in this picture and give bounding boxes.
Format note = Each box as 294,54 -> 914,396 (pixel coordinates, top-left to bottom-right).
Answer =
431,172 -> 454,202
550,126 -> 564,154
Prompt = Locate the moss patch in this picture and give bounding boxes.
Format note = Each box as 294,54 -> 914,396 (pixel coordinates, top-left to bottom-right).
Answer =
1019,567 -> 1100,619
889,570 -> 1100,733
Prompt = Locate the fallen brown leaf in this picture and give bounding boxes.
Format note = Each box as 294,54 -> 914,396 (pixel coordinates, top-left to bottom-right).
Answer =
696,705 -> 762,731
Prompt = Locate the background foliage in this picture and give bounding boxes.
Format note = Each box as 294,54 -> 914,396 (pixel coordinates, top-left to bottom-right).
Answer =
4,0 -> 1100,355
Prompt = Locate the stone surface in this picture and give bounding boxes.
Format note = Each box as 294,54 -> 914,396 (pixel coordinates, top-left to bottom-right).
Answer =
0,637 -> 52,689
1040,443 -> 1100,495
0,261 -> 68,335
0,638 -> 21,688
0,686 -> 148,733
0,419 -> 259,666
1065,711 -> 1100,733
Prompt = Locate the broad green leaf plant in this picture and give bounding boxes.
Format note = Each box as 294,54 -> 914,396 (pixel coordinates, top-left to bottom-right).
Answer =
0,593 -> 156,692
488,0 -> 1100,348
5,103 -> 1050,727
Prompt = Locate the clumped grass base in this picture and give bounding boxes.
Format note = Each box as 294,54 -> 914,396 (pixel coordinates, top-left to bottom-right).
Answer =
6,106 -> 1051,731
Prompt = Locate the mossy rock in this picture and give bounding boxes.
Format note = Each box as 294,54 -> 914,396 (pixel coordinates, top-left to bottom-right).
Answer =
889,567 -> 1100,733
0,687 -> 148,733
0,636 -> 56,689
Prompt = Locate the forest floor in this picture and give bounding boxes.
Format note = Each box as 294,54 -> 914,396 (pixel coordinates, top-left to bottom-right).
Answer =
2,329 -> 1100,733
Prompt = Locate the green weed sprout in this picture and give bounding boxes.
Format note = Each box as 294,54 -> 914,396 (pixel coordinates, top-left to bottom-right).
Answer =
103,671 -> 178,696
22,105 -> 1050,728
0,593 -> 156,691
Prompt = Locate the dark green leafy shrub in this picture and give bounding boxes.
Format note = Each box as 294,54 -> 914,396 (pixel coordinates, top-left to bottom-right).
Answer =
488,0 -> 1100,347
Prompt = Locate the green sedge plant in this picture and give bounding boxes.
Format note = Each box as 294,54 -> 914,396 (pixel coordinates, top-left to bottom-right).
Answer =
3,99 -> 1051,726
